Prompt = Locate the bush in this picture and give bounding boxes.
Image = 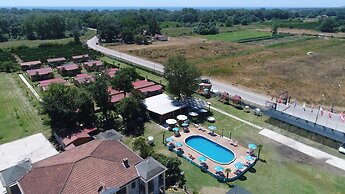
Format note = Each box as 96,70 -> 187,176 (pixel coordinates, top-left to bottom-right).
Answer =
193,22 -> 219,35
38,43 -> 60,48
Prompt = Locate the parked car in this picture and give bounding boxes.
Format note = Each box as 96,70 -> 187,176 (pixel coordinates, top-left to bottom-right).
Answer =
254,108 -> 262,116
339,143 -> 345,154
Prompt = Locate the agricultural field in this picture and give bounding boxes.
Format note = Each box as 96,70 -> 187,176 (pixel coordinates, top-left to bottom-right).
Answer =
0,29 -> 96,49
118,28 -> 345,109
257,19 -> 321,30
201,29 -> 272,42
0,73 -> 50,144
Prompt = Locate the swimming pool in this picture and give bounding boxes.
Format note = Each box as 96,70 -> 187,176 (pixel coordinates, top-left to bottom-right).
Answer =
185,135 -> 235,164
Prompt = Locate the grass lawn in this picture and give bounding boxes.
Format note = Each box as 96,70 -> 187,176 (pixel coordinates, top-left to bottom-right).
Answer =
0,73 -> 50,144
0,29 -> 96,49
162,27 -> 194,37
122,94 -> 345,194
202,29 -> 272,42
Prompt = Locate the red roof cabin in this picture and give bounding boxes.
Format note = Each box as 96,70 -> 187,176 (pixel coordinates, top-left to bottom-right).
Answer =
73,74 -> 95,86
39,78 -> 67,91
132,80 -> 163,97
20,60 -> 42,70
72,54 -> 89,63
57,63 -> 81,76
52,126 -> 98,150
26,67 -> 54,81
106,68 -> 119,78
108,87 -> 129,103
83,60 -> 104,72
47,57 -> 66,66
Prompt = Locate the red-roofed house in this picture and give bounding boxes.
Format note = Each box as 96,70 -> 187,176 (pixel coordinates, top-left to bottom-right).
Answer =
107,87 -> 130,103
20,60 -> 42,70
52,127 -> 98,150
16,140 -> 167,194
106,68 -> 119,78
57,63 -> 81,76
72,54 -> 89,63
73,74 -> 95,86
26,67 -> 54,81
83,60 -> 104,72
47,57 -> 66,66
132,80 -> 163,97
39,78 -> 67,91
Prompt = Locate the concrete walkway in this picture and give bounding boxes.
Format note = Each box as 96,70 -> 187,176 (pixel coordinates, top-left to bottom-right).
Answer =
210,106 -> 345,171
19,74 -> 43,102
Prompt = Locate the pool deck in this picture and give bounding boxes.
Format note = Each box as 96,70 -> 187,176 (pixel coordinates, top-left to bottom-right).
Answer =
168,125 -> 256,180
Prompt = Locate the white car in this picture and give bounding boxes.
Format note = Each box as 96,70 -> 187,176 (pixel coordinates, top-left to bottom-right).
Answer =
339,143 -> 345,154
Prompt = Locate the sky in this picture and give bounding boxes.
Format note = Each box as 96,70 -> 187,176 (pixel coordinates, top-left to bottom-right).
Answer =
0,0 -> 344,8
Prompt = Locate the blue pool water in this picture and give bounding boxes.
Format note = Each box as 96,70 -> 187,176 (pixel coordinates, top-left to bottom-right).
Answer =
185,135 -> 235,164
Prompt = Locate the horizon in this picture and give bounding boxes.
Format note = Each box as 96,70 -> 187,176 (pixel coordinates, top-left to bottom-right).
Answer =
0,0 -> 344,9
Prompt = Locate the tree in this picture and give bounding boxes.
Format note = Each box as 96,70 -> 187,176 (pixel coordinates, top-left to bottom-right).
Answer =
42,84 -> 94,128
147,19 -> 161,35
0,61 -> 18,73
225,168 -> 232,179
271,24 -> 278,36
85,74 -> 112,120
116,92 -> 147,131
319,18 -> 338,33
132,136 -> 153,158
257,144 -> 263,159
164,55 -> 201,99
152,153 -> 185,187
193,22 -> 219,35
225,17 -> 233,27
111,67 -> 139,96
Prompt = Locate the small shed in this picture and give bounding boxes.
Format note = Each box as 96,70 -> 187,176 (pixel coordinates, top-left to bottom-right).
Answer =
20,60 -> 42,70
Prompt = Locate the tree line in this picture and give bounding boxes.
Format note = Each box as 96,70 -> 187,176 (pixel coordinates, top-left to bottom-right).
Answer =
1,8 -> 345,42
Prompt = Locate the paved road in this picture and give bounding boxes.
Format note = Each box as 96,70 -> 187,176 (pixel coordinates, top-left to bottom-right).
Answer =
87,36 -> 344,132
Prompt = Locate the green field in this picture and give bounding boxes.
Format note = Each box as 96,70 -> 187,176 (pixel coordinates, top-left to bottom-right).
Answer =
122,94 -> 345,194
0,73 -> 50,144
162,27 -> 194,37
202,30 -> 272,42
0,29 -> 96,49
257,20 -> 321,30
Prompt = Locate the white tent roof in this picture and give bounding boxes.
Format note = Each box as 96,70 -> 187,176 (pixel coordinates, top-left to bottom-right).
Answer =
145,93 -> 186,115
0,133 -> 58,171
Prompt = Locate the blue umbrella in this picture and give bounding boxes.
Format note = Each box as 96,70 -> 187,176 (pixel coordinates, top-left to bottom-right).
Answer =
208,125 -> 217,131
175,142 -> 183,147
165,137 -> 174,143
248,143 -> 257,150
234,162 -> 245,170
198,156 -> 207,163
181,123 -> 189,127
245,155 -> 254,161
172,127 -> 180,132
214,166 -> 224,172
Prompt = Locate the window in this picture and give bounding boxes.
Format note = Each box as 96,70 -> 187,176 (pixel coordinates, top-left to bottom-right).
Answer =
131,181 -> 136,189
116,187 -> 126,194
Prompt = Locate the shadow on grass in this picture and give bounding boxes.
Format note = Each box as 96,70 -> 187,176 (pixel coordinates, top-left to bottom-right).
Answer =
238,175 -> 247,181
248,167 -> 257,173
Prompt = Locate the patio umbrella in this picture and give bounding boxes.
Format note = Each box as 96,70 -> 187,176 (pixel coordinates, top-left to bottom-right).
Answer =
198,108 -> 208,113
208,125 -> 217,131
166,119 -> 177,125
245,155 -> 254,162
177,115 -> 188,121
172,127 -> 180,132
175,141 -> 183,147
234,162 -> 245,170
198,156 -> 207,163
214,166 -> 224,172
165,137 -> 174,143
181,123 -> 189,127
188,112 -> 198,117
248,143 -> 257,150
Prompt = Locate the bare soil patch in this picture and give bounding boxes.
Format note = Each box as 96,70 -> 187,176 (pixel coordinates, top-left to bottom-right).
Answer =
257,27 -> 345,38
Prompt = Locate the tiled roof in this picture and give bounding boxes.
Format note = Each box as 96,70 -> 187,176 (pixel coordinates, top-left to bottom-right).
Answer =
20,60 -> 41,67
83,60 -> 103,67
19,140 -> 143,194
39,78 -> 66,87
135,157 -> 167,182
58,64 -> 79,71
110,93 -> 128,103
106,68 -> 119,78
47,57 -> 66,63
74,74 -> 94,84
27,67 -> 52,76
108,87 -> 123,96
132,80 -> 155,89
138,85 -> 162,93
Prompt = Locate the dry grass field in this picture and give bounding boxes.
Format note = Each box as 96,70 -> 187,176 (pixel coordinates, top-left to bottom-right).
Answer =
107,31 -> 345,109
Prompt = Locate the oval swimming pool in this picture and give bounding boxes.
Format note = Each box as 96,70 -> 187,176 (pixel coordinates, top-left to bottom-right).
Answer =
185,135 -> 235,164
